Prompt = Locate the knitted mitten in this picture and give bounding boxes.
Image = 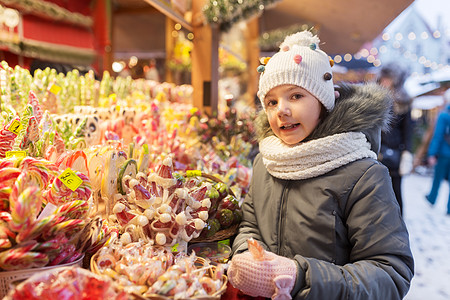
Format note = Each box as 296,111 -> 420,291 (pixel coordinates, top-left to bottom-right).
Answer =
228,251 -> 297,300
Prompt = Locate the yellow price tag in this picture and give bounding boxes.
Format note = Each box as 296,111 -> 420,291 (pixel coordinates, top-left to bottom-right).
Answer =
58,168 -> 83,191
5,151 -> 26,158
171,243 -> 179,252
7,119 -> 22,135
186,170 -> 202,177
49,84 -> 62,95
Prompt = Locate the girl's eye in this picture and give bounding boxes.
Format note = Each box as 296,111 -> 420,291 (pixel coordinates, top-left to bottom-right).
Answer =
292,93 -> 303,100
266,100 -> 277,107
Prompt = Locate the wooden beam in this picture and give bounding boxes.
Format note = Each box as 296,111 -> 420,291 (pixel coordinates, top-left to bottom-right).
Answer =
245,16 -> 260,108
114,6 -> 159,15
191,0 -> 219,115
165,17 -> 175,83
143,0 -> 193,31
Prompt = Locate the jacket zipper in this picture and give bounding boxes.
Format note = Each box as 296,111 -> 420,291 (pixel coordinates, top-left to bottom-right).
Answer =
277,182 -> 289,255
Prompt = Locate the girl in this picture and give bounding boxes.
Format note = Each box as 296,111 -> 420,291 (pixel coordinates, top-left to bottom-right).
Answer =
228,31 -> 414,300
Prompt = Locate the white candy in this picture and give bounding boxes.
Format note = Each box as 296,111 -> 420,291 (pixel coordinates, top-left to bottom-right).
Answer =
176,212 -> 187,225
175,188 -> 187,199
160,213 -> 172,223
194,218 -> 205,230
198,210 -> 209,221
120,232 -> 132,245
155,232 -> 167,245
144,208 -> 155,220
159,203 -> 171,214
136,215 -> 149,226
190,199 -> 201,210
113,202 -> 125,213
129,178 -> 139,188
201,198 -> 211,209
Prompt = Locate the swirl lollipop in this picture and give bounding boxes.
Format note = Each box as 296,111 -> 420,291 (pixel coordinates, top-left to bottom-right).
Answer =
45,171 -> 92,206
9,186 -> 42,233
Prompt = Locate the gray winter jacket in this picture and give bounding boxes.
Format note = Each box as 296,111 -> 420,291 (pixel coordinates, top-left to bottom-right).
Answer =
232,83 -> 414,299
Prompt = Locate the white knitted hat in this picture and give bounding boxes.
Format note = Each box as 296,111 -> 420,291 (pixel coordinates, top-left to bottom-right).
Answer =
257,31 -> 335,111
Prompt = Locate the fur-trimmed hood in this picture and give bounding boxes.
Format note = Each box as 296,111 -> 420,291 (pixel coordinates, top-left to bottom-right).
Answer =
255,83 -> 393,154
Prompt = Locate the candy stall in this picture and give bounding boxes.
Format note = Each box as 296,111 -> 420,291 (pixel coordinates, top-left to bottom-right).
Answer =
0,61 -> 256,298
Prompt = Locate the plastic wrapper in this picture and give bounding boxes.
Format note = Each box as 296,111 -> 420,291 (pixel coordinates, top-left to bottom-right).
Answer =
5,266 -> 129,300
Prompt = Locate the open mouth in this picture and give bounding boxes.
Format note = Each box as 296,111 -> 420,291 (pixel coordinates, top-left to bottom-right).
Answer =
280,123 -> 300,130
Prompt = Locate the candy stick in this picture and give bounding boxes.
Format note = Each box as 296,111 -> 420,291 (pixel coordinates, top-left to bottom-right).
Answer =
48,219 -> 86,237
53,200 -> 89,220
9,186 -> 42,232
0,248 -> 49,270
0,167 -> 21,186
15,214 -> 62,243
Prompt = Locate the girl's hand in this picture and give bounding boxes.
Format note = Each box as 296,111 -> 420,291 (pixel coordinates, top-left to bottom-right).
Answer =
228,251 -> 297,300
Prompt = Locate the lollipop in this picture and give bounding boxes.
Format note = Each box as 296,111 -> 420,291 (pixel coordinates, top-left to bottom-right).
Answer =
0,167 -> 21,187
28,90 -> 44,124
0,247 -> 49,271
0,119 -> 18,158
19,116 -> 39,150
44,171 -> 92,206
9,186 -> 42,232
53,200 -> 89,220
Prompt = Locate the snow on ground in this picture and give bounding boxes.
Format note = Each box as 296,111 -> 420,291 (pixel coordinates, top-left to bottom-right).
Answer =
403,172 -> 450,300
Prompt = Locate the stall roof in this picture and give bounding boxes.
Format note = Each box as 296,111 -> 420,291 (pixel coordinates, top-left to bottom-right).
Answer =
112,0 -> 414,58
260,0 -> 414,54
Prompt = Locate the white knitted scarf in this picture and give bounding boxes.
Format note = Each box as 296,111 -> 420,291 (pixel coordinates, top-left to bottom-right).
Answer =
259,132 -> 377,180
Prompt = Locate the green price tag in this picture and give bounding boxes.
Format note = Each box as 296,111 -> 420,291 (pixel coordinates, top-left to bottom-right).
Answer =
49,84 -> 61,95
171,243 -> 179,252
58,168 -> 83,191
5,151 -> 26,158
7,119 -> 22,135
186,170 -> 202,177
218,239 -> 230,246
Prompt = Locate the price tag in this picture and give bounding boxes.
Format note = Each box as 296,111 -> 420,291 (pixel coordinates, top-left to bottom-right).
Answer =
5,151 -> 26,158
58,168 -> 83,191
218,239 -> 230,246
7,119 -> 22,135
49,84 -> 61,95
186,170 -> 202,177
171,243 -> 179,253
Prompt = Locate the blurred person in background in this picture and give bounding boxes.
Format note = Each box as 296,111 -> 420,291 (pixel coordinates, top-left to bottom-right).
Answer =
426,88 -> 450,215
377,63 -> 414,216
144,59 -> 160,82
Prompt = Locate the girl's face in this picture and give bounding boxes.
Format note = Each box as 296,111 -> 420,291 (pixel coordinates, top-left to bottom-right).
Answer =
265,84 -> 322,145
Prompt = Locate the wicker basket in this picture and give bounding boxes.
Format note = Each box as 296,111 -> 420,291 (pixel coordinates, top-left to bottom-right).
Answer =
91,253 -> 227,300
0,254 -> 84,299
190,223 -> 239,243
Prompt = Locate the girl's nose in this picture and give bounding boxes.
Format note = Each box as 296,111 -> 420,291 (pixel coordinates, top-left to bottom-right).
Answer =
277,100 -> 291,116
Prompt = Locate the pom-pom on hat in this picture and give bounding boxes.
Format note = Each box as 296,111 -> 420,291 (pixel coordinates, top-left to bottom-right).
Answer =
257,30 -> 335,111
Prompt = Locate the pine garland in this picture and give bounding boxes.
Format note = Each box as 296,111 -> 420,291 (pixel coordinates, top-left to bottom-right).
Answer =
259,24 -> 318,51
202,0 -> 281,31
